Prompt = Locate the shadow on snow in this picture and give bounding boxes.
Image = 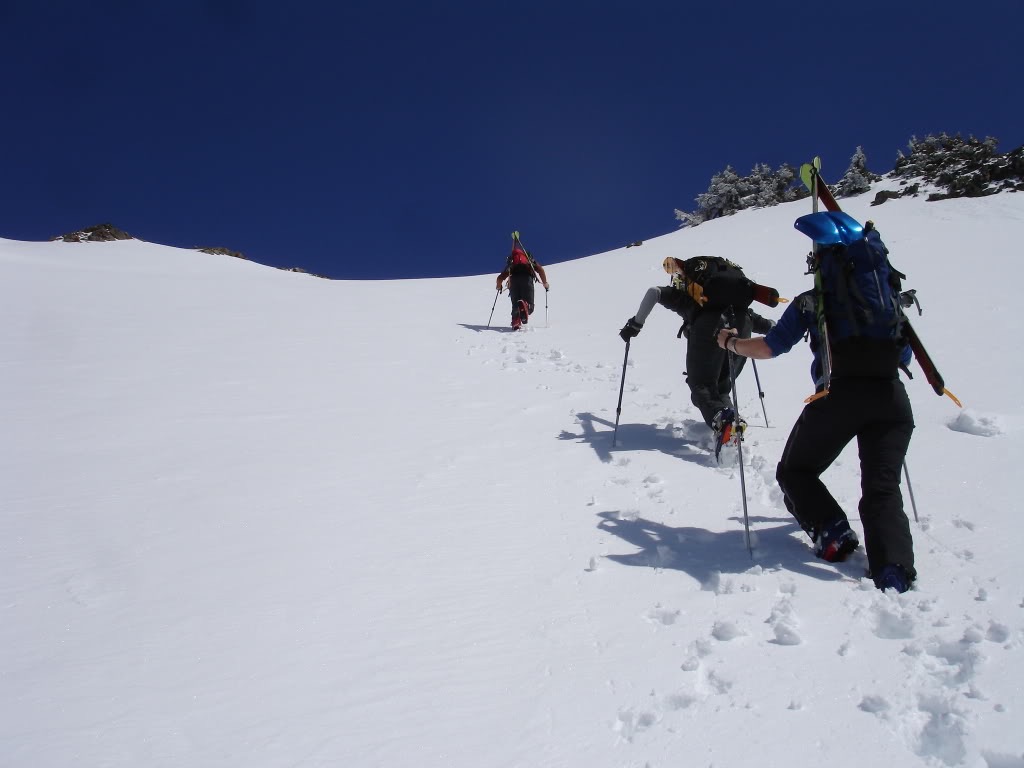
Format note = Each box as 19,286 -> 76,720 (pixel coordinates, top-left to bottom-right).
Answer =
562,411 -> 868,585
596,510 -> 867,585
558,411 -> 716,466
458,323 -> 520,333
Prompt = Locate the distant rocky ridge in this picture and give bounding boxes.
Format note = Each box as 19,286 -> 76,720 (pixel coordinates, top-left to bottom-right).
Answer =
194,248 -> 325,277
51,224 -> 328,277
53,223 -> 135,242
197,246 -> 246,260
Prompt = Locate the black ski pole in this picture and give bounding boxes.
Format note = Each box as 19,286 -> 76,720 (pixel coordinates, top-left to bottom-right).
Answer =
903,461 -> 919,523
486,288 -> 500,328
723,316 -> 752,556
612,340 -> 630,447
750,358 -> 769,427
545,287 -> 549,327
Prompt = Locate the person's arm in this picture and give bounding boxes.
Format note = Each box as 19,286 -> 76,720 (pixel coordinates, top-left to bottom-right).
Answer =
634,286 -> 663,324
619,286 -> 661,341
495,266 -> 510,291
716,297 -> 810,359
534,263 -> 549,289
716,329 -> 774,359
747,309 -> 775,334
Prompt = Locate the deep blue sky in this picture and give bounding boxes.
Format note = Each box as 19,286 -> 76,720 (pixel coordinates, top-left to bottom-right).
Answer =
2,1 -> 1022,279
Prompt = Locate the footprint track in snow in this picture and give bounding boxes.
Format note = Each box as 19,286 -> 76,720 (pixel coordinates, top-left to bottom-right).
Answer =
851,588 -> 1023,765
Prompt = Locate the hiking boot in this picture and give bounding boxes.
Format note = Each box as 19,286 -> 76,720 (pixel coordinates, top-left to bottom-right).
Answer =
813,518 -> 859,563
712,407 -> 733,436
511,310 -> 522,330
874,563 -> 912,593
712,408 -> 747,441
518,299 -> 530,324
712,408 -> 746,460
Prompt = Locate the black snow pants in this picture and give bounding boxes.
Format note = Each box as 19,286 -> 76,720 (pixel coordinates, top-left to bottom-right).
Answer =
685,308 -> 752,427
775,376 -> 916,580
508,273 -> 536,317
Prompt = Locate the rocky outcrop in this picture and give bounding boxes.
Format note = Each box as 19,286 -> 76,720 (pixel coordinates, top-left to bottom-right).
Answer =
54,223 -> 135,242
197,246 -> 247,260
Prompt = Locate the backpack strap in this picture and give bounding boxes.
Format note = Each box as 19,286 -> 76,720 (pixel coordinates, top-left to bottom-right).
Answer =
840,260 -> 868,329
819,247 -> 860,339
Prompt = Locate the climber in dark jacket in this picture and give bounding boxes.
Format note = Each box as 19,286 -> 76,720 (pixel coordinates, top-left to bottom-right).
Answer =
619,256 -> 775,434
716,287 -> 915,593
496,245 -> 549,330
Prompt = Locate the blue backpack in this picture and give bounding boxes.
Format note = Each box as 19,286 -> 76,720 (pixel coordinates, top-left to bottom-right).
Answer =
795,211 -> 907,377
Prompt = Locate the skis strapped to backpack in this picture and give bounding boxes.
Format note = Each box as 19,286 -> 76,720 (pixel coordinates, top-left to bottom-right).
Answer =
662,256 -> 785,310
797,159 -> 961,407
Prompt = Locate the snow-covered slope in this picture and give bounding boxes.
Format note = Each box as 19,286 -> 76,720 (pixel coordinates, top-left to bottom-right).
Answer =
2,188 -> 1022,767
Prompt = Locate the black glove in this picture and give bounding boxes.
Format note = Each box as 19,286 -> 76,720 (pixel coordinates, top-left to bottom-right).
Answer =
619,317 -> 643,342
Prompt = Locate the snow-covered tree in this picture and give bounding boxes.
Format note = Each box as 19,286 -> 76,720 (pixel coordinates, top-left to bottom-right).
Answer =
675,163 -> 803,228
834,147 -> 880,198
766,163 -> 800,205
674,165 -> 740,227
676,134 -> 1023,226
892,133 -> 999,182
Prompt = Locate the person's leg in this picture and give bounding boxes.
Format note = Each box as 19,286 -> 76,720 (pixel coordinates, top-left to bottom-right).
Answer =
509,275 -> 530,326
508,280 -> 522,310
686,311 -> 731,426
856,380 -> 916,581
776,390 -> 860,538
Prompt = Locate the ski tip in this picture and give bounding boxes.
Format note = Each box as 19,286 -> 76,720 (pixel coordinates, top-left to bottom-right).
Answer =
943,387 -> 963,408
